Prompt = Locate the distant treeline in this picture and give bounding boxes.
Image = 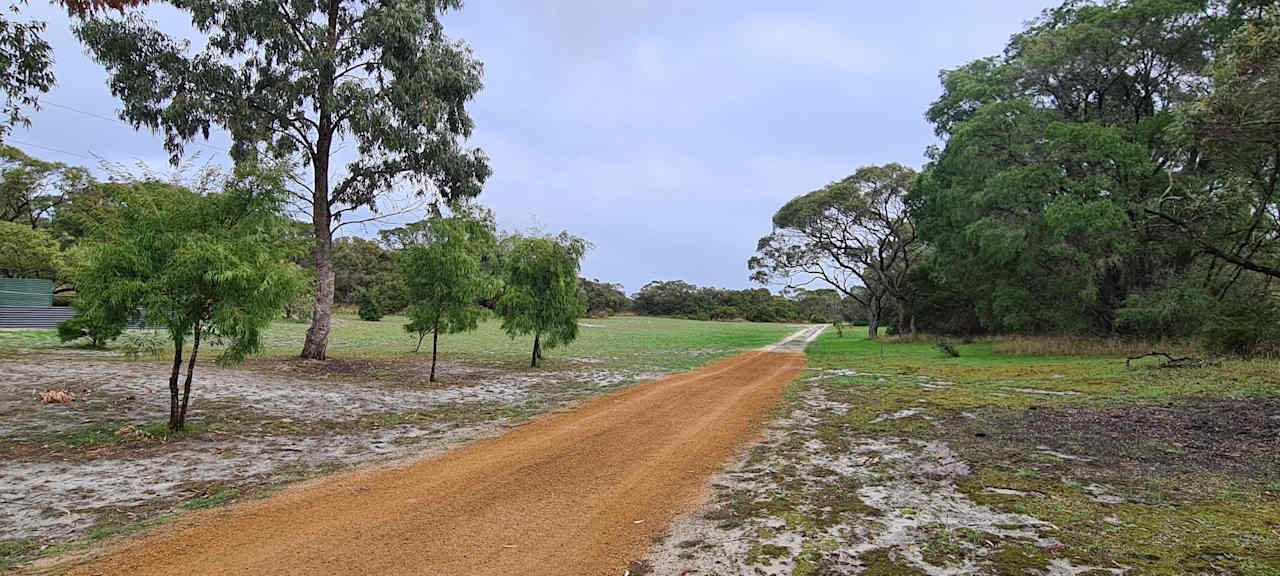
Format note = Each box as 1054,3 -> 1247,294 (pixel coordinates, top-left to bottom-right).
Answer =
321,239 -> 845,325
592,280 -> 852,324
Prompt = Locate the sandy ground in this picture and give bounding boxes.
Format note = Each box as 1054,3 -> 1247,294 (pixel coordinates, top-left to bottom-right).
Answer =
0,353 -> 662,544
48,349 -> 806,576
642,370 -> 1125,576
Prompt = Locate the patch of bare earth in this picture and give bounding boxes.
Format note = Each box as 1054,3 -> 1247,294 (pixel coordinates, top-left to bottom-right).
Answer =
0,352 -> 661,547
943,399 -> 1280,500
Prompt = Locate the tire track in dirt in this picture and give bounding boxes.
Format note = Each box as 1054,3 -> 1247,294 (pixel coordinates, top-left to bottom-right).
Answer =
61,347 -> 808,576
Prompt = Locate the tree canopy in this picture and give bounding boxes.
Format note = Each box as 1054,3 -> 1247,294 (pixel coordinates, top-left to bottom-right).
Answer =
0,219 -> 62,279
74,0 -> 490,360
397,206 -> 496,381
751,164 -> 918,338
906,0 -> 1277,341
67,167 -> 304,429
0,0 -> 149,137
496,233 -> 587,367
0,144 -> 94,233
580,278 -> 630,317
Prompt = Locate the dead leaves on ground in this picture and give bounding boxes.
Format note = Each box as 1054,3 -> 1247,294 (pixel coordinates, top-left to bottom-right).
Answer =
39,389 -> 76,404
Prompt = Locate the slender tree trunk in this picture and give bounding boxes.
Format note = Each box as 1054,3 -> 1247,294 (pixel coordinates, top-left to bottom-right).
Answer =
167,338 -> 184,431
531,332 -> 541,368
301,39 -> 337,360
429,317 -> 440,383
415,331 -> 426,353
867,305 -> 880,340
301,189 -> 333,360
895,299 -> 908,339
177,320 -> 201,430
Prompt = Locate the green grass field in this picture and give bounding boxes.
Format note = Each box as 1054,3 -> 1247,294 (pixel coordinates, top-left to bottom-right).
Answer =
0,313 -> 803,373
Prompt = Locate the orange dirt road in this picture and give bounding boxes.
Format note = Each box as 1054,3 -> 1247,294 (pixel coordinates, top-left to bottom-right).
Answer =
68,349 -> 806,576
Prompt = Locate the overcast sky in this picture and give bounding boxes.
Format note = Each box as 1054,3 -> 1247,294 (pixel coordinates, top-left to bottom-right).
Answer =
11,0 -> 1056,294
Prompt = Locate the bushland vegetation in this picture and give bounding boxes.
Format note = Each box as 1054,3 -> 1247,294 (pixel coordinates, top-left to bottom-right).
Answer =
753,1 -> 1280,357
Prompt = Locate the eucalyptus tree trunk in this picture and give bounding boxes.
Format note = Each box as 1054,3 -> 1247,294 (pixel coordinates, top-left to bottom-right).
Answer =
531,332 -> 542,368
300,9 -> 339,361
895,299 -> 909,339
867,306 -> 880,340
301,128 -> 335,360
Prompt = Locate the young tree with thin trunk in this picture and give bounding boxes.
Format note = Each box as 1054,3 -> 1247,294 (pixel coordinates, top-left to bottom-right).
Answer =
396,206 -> 495,382
73,0 -> 490,360
750,164 -> 919,339
496,233 -> 587,368
68,167 -> 303,430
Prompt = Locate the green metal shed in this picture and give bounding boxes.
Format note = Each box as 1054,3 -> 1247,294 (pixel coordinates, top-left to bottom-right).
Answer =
0,278 -> 54,307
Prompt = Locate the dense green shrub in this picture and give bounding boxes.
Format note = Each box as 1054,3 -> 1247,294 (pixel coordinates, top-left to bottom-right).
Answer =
357,289 -> 383,322
1202,294 -> 1280,358
56,312 -> 125,348
1115,281 -> 1213,340
934,338 -> 960,358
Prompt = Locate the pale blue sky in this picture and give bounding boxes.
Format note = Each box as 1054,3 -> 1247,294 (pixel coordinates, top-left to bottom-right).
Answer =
10,0 -> 1056,293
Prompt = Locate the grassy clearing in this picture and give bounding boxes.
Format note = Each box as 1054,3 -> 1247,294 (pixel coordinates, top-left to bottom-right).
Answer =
0,314 -> 800,372
655,327 -> 1280,575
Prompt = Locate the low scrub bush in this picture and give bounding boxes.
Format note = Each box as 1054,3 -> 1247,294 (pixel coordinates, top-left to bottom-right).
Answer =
119,331 -> 165,359
992,336 -> 1202,357
934,337 -> 960,358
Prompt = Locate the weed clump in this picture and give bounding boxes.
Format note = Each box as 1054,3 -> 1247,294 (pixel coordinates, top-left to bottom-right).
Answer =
934,338 -> 960,358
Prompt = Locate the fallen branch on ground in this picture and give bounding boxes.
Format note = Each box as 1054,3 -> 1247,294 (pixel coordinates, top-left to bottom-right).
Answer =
1125,352 -> 1198,369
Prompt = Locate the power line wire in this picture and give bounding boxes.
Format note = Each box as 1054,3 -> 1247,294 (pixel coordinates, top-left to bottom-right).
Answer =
41,99 -> 235,157
2,138 -> 98,161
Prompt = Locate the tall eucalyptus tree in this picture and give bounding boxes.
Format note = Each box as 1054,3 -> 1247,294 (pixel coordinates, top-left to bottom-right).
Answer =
75,0 -> 490,359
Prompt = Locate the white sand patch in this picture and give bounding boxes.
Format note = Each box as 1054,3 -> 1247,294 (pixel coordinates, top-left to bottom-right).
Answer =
0,359 -> 651,440
1037,446 -> 1095,462
644,384 -> 1124,576
1006,387 -> 1080,396
870,408 -> 924,423
0,422 -> 494,541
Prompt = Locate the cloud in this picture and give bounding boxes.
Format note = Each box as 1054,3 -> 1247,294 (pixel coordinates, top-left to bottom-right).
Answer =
732,12 -> 879,76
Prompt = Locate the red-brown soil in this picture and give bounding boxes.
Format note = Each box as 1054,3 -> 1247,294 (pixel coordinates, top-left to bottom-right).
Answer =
66,350 -> 805,576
